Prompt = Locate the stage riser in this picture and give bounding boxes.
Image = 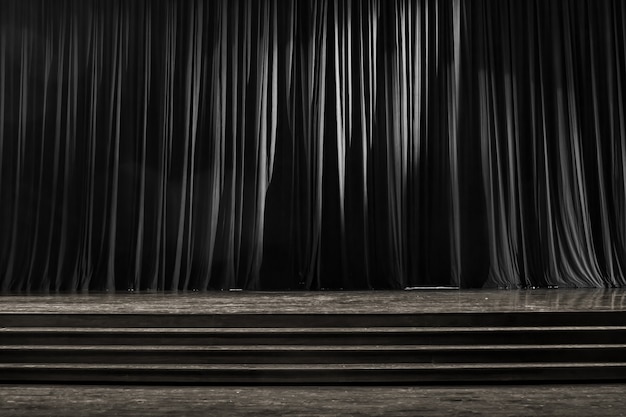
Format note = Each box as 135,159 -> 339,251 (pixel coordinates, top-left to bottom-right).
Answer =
2,330 -> 626,346
2,347 -> 626,364
3,312 -> 626,384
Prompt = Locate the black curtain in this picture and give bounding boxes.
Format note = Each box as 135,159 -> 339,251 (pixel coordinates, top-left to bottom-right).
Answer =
1,0 -> 625,291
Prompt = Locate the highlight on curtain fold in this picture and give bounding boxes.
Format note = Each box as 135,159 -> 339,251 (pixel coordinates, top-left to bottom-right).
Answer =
0,0 -> 625,291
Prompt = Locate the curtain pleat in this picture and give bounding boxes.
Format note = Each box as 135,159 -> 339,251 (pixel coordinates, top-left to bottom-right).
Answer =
1,0 -> 625,291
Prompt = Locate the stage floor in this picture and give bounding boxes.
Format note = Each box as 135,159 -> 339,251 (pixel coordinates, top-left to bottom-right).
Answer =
1,289 -> 625,314
1,384 -> 626,417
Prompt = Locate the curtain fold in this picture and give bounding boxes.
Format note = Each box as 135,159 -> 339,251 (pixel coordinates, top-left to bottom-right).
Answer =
1,0 -> 625,291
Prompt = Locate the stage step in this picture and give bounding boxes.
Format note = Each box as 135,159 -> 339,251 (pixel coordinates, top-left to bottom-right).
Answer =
2,311 -> 626,384
3,326 -> 626,345
2,344 -> 626,364
1,363 -> 626,384
2,311 -> 626,327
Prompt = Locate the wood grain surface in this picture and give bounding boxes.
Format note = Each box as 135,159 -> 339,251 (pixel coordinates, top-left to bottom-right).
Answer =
1,289 -> 625,314
1,384 -> 625,416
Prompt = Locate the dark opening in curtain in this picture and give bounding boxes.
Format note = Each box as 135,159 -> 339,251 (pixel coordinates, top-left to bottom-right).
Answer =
1,0 -> 625,291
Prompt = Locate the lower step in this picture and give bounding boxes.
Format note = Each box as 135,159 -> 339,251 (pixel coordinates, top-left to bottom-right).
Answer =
2,363 -> 626,384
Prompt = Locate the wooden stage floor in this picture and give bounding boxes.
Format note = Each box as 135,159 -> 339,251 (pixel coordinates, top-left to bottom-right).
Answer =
1,383 -> 626,417
2,288 -> 626,314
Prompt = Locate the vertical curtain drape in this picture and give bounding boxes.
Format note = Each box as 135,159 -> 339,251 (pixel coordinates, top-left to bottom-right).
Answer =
1,0 -> 625,291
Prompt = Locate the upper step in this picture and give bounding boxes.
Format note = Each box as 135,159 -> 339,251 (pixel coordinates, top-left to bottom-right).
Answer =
3,311 -> 626,328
